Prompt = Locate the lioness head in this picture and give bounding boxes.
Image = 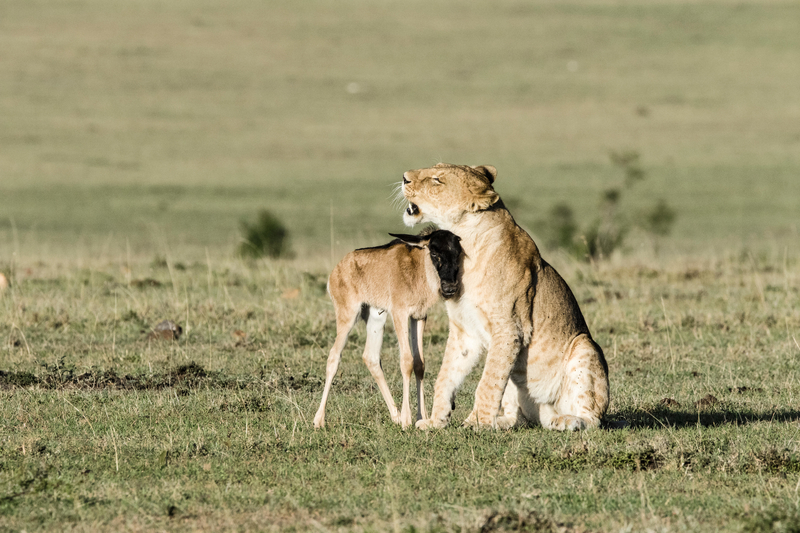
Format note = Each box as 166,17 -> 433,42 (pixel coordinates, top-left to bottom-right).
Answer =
400,163 -> 500,229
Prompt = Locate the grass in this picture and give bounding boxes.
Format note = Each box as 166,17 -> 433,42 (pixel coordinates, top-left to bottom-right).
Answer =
1,0 -> 800,531
2,252 -> 800,531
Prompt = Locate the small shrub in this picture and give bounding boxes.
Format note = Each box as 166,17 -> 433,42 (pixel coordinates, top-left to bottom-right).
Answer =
642,198 -> 676,237
582,217 -> 627,260
537,150 -> 676,261
237,210 -> 291,259
742,507 -> 800,533
610,149 -> 645,187
540,203 -> 578,252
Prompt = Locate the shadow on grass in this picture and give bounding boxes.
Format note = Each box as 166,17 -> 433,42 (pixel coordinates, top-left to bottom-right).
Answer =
0,362 -> 228,391
0,362 -> 320,392
614,407 -> 800,429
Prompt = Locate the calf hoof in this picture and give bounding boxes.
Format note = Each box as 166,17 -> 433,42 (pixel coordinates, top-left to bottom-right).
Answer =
399,411 -> 414,429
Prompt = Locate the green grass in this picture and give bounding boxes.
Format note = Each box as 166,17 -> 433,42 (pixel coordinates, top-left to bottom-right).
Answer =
2,0 -> 800,531
2,254 -> 800,531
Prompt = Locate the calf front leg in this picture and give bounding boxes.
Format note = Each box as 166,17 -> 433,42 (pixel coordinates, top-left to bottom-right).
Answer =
409,317 -> 427,422
361,307 -> 400,424
393,314 -> 415,429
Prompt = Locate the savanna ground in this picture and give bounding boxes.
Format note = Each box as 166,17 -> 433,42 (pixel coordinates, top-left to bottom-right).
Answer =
1,1 -> 800,531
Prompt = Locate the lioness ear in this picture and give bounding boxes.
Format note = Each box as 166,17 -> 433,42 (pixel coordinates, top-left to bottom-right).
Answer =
468,191 -> 500,213
471,165 -> 497,184
388,233 -> 429,248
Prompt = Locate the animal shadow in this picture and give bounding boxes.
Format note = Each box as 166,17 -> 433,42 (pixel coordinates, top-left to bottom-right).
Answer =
614,407 -> 800,430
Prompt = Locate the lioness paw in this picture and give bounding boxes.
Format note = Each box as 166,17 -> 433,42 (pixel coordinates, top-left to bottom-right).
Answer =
463,410 -> 478,427
415,418 -> 446,430
494,415 -> 517,430
463,409 -> 506,430
551,415 -> 588,432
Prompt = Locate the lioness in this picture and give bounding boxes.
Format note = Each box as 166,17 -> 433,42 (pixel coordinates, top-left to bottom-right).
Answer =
400,163 -> 609,431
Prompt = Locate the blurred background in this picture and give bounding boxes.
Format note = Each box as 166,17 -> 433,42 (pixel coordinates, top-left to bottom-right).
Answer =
1,0 -> 798,265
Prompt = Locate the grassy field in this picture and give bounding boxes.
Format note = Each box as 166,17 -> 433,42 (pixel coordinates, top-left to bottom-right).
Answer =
2,0 -> 800,531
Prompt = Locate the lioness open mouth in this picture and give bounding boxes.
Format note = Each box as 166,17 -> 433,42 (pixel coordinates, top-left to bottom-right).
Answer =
406,203 -> 420,216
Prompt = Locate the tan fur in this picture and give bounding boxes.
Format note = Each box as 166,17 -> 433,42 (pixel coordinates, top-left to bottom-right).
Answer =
401,163 -> 609,431
313,242 -> 440,429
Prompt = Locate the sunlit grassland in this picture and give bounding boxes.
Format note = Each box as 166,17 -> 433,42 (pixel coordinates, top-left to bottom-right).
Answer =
1,253 -> 800,531
2,0 -> 800,531
1,0 -> 799,259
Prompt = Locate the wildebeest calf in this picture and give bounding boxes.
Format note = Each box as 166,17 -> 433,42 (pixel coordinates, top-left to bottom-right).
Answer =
313,230 -> 463,429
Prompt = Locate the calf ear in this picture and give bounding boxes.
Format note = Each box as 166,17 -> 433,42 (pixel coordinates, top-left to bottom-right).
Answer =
388,233 -> 429,248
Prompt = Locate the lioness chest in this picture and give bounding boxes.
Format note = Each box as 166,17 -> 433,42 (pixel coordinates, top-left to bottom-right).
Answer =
443,251 -> 528,352
444,293 -> 492,351
450,222 -> 536,340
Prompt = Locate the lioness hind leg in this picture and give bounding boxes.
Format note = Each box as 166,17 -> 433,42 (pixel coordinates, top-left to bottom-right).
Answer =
534,401 -> 594,431
546,334 -> 609,431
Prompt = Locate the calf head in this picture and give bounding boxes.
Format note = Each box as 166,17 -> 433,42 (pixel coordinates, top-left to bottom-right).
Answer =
389,230 -> 463,299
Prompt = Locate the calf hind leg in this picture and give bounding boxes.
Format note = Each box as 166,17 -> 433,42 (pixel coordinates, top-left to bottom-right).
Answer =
313,306 -> 361,429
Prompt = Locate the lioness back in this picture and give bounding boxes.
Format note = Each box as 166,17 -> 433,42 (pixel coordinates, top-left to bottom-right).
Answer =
533,261 -> 590,342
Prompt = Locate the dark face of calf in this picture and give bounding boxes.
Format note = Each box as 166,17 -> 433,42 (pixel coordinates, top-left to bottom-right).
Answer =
426,230 -> 463,299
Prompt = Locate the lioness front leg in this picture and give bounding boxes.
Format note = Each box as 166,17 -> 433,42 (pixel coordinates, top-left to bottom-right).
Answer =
468,332 -> 521,429
416,327 -> 482,430
465,378 -> 528,429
